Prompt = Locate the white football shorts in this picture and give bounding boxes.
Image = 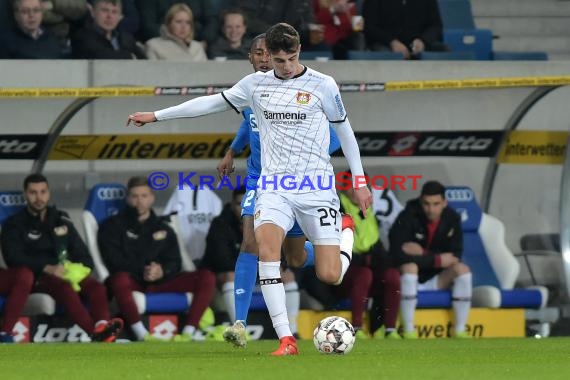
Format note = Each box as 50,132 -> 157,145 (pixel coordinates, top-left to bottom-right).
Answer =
253,189 -> 341,245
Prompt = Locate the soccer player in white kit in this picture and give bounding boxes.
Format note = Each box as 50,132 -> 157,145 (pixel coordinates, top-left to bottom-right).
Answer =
127,23 -> 372,356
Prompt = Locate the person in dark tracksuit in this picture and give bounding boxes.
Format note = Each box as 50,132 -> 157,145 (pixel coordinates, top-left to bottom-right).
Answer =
98,176 -> 215,342
1,174 -> 122,342
389,180 -> 472,338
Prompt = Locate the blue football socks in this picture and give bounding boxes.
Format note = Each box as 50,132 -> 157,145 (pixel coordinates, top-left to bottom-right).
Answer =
234,252 -> 258,323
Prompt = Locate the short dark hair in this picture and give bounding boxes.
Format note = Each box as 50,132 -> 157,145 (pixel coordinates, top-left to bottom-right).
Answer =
421,181 -> 446,198
92,0 -> 122,8
250,33 -> 266,52
221,8 -> 246,27
232,187 -> 246,200
266,23 -> 300,54
127,176 -> 151,193
23,173 -> 48,190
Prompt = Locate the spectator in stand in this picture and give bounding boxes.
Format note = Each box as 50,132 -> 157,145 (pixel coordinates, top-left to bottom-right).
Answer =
136,0 -> 218,48
87,0 -> 140,36
0,174 -> 123,342
145,3 -> 207,61
98,176 -> 216,342
0,0 -> 16,32
71,0 -> 145,59
0,268 -> 34,343
312,0 -> 365,59
232,0 -> 328,52
40,0 -> 88,50
389,181 -> 472,338
363,0 -> 447,60
0,0 -> 65,58
208,8 -> 250,60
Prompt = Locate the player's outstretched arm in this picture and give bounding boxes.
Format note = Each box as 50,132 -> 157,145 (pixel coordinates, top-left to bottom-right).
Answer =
127,94 -> 231,127
127,112 -> 157,127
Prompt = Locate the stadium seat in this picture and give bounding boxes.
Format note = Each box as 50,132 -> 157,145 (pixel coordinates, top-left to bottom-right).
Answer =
419,51 -> 476,60
82,183 -> 128,281
347,51 -> 405,60
492,52 -> 549,61
82,184 -> 193,315
445,186 -> 548,309
0,191 -> 56,317
437,0 -> 493,60
300,51 -> 333,61
438,0 -> 476,29
443,29 -> 493,60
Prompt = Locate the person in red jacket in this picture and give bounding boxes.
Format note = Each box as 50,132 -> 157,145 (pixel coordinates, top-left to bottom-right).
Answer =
312,0 -> 364,59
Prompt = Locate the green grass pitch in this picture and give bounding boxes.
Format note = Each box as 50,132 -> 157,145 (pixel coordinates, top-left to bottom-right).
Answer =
1,338 -> 569,380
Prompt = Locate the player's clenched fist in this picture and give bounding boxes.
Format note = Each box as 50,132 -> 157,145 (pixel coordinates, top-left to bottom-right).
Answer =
126,112 -> 157,127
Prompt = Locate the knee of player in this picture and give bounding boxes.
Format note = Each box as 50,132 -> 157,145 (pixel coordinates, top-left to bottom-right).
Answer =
315,267 -> 340,285
454,262 -> 471,276
400,262 -> 418,274
355,266 -> 374,286
240,236 -> 258,254
14,266 -> 35,288
108,271 -> 132,289
381,267 -> 401,286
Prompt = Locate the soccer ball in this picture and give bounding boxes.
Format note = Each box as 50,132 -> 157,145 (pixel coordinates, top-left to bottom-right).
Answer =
313,316 -> 356,354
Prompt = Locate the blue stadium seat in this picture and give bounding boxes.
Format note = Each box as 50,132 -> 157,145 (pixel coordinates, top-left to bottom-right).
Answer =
438,0 -> 476,29
82,184 -> 191,314
301,51 -> 333,61
493,51 -> 548,61
83,183 -> 127,281
419,51 -> 476,60
437,0 -> 493,60
347,51 -> 405,60
445,186 -> 547,309
0,191 -> 26,227
443,29 -> 493,60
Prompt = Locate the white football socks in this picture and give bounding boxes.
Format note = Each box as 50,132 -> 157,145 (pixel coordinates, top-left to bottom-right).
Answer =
259,261 -> 291,339
335,228 -> 354,285
131,321 -> 149,341
452,272 -> 472,333
400,273 -> 418,333
222,281 -> 236,323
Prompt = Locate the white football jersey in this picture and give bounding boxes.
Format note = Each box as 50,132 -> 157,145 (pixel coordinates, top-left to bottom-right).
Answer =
222,67 -> 347,194
371,187 -> 404,249
163,184 -> 222,262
